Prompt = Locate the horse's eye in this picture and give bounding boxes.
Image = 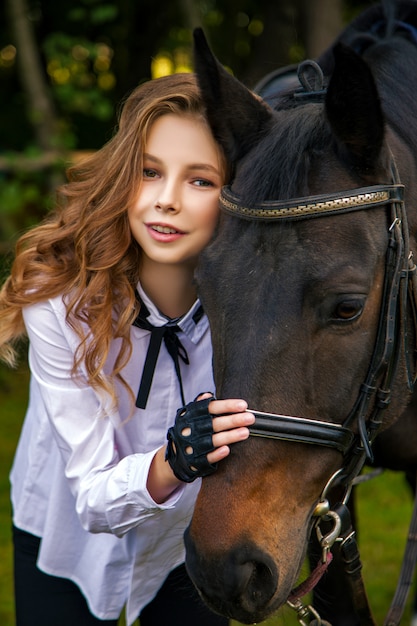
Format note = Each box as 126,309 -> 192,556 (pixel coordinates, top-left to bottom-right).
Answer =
332,299 -> 364,322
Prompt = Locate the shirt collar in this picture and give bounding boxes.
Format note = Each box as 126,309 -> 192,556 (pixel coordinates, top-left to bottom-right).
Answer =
136,283 -> 209,344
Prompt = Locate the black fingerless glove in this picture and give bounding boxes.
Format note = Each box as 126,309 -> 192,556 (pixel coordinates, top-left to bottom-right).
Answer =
166,395 -> 218,483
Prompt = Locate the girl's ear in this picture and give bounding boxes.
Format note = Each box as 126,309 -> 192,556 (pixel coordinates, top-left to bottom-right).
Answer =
193,28 -> 274,163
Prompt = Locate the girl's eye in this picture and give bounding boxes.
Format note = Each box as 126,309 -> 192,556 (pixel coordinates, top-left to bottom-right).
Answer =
143,168 -> 158,179
193,178 -> 214,187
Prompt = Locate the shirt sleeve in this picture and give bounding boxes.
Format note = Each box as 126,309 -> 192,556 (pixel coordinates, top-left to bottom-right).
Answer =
23,298 -> 187,537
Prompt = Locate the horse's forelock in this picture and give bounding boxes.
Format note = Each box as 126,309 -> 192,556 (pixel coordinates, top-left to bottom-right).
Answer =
233,104 -> 330,204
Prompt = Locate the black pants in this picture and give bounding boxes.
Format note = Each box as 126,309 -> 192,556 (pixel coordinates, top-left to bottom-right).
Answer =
13,526 -> 228,626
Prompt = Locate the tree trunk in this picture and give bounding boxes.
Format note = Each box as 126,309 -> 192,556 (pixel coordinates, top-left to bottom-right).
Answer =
6,0 -> 59,151
303,0 -> 344,59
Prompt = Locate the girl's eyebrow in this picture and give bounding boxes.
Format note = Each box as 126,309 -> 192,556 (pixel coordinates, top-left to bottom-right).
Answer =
143,153 -> 221,175
188,163 -> 221,174
143,153 -> 161,163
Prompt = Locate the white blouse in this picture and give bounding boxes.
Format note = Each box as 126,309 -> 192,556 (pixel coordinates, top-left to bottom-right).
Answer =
10,285 -> 214,625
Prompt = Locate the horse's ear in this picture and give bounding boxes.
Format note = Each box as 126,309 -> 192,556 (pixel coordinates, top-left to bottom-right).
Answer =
193,28 -> 273,163
325,42 -> 385,171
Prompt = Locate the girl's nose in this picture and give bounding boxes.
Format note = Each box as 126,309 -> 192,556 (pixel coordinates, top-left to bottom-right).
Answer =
154,198 -> 180,213
154,181 -> 180,213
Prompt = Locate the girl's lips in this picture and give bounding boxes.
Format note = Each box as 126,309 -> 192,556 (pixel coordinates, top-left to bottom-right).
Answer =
146,223 -> 185,242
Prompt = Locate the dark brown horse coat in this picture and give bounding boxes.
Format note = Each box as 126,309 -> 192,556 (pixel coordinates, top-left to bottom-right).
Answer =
185,2 -> 417,625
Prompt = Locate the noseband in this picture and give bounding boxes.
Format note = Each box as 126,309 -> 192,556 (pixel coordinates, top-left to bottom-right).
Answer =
220,164 -> 417,485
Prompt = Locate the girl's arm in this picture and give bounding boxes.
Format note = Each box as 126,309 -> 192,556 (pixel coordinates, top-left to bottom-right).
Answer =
23,298 -> 196,537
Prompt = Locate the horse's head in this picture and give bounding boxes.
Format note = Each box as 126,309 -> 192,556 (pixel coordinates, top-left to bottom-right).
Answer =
186,25 -> 417,624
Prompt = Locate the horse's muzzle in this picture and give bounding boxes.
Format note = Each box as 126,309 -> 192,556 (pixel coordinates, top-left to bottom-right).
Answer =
184,526 -> 279,624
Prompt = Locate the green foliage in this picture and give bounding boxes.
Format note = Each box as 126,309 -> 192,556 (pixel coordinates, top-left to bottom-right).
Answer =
68,1 -> 119,25
0,360 -> 29,626
43,31 -> 116,123
0,0 -> 121,251
0,163 -> 59,248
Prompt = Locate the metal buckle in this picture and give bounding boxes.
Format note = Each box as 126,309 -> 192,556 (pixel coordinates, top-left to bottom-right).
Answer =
312,468 -> 351,562
287,597 -> 324,625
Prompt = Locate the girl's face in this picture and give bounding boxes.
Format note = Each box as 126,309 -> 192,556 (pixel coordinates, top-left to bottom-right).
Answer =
128,113 -> 224,273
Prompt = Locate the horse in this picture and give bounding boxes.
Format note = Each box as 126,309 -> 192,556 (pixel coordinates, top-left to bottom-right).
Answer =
184,2 -> 417,625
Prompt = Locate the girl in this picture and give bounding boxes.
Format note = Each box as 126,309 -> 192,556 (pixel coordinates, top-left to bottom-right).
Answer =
0,73 -> 254,626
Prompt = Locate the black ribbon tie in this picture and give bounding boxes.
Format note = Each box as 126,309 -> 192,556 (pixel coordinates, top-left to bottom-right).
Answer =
132,292 -> 203,409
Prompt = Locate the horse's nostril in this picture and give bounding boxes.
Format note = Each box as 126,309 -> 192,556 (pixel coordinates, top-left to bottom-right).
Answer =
241,557 -> 278,612
219,546 -> 278,613
253,560 -> 275,593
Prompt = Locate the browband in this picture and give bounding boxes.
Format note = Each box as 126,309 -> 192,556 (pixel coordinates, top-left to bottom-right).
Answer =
219,183 -> 404,221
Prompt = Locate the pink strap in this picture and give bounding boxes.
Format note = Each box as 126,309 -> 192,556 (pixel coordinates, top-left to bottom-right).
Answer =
288,551 -> 333,603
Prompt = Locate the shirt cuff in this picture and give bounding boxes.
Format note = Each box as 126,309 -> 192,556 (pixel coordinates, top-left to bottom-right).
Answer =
130,448 -> 187,510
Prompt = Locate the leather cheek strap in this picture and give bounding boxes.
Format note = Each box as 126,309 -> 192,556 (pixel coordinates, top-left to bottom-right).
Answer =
165,396 -> 217,483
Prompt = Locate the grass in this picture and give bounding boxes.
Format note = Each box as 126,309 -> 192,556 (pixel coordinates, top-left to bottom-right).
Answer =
0,358 -> 29,626
1,359 -> 416,625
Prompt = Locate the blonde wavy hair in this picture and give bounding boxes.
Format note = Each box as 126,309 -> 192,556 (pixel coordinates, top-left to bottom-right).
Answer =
0,73 -> 227,405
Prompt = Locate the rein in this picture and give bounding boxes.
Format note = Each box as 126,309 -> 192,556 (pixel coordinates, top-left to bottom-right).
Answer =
219,165 -> 417,625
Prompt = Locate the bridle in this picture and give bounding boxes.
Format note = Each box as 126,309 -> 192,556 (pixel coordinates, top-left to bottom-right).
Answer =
218,164 -> 417,626
220,167 -> 417,486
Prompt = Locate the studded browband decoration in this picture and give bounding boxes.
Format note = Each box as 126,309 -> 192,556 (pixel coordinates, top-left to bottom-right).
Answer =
219,183 -> 404,221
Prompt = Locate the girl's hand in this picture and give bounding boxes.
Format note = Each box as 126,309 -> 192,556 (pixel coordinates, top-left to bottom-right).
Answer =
197,393 -> 255,466
165,393 -> 255,484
